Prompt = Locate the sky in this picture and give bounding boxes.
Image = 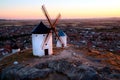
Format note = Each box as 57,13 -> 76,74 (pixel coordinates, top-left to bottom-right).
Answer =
0,0 -> 120,19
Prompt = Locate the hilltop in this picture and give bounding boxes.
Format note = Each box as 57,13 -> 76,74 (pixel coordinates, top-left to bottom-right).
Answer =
0,45 -> 120,80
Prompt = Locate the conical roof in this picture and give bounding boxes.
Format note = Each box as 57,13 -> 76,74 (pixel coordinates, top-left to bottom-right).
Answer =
32,21 -> 50,34
58,30 -> 66,36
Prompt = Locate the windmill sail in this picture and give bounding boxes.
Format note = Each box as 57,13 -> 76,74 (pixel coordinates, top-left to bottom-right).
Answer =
41,5 -> 64,48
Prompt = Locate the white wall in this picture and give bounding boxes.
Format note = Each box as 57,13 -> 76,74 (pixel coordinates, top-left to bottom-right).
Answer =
32,34 -> 53,57
43,33 -> 53,55
56,36 -> 67,47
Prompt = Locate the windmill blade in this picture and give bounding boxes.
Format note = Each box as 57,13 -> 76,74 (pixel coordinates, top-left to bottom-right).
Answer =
42,5 -> 53,27
44,33 -> 52,48
42,32 -> 52,49
42,33 -> 49,49
52,14 -> 64,47
52,14 -> 61,28
42,5 -> 64,47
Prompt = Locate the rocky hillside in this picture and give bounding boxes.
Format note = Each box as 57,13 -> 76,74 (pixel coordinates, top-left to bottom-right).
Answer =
0,46 -> 120,80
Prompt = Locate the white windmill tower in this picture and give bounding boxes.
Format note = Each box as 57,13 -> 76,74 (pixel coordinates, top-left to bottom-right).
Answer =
32,5 -> 65,57
32,22 -> 52,56
56,30 -> 67,47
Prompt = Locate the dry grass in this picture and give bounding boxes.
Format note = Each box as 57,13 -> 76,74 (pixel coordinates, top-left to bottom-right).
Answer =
0,49 -> 34,72
0,47 -> 64,72
85,49 -> 120,70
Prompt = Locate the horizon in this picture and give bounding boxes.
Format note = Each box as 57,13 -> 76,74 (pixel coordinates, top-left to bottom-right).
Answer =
1,17 -> 120,21
0,0 -> 120,19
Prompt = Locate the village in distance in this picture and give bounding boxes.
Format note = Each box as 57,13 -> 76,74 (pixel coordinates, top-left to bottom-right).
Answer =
0,18 -> 120,80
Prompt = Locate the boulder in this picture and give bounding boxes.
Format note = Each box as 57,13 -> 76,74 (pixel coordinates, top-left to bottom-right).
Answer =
48,60 -> 102,80
1,60 -> 104,80
1,64 -> 25,80
1,64 -> 51,80
109,73 -> 120,79
35,62 -> 48,69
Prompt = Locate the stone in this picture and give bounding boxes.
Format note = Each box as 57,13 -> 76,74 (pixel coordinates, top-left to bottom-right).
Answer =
27,68 -> 52,79
48,60 -> 102,80
13,61 -> 19,65
17,67 -> 40,79
68,65 -> 101,80
0,64 -> 52,80
35,62 -> 48,69
109,73 -> 120,79
101,67 -> 112,74
48,60 -> 75,74
1,64 -> 25,80
0,60 -> 105,80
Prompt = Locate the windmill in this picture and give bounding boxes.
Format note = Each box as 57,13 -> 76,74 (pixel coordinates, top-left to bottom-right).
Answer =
32,5 -> 66,57
41,5 -> 65,49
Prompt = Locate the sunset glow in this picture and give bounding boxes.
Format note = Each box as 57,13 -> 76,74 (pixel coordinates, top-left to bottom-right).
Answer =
0,0 -> 120,19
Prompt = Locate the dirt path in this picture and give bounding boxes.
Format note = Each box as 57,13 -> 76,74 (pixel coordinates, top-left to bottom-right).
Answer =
23,47 -> 105,69
1,46 -> 119,70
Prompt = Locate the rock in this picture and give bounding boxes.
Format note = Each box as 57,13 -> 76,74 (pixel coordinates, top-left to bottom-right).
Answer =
72,53 -> 76,56
68,65 -> 101,80
13,61 -> 19,65
47,72 -> 69,80
17,67 -> 40,79
0,60 -> 104,80
109,73 -> 120,79
27,68 -> 52,79
35,62 -> 48,69
1,64 -> 25,80
1,64 -> 51,80
48,60 -> 102,80
72,61 -> 82,67
100,67 -> 112,74
48,60 -> 75,74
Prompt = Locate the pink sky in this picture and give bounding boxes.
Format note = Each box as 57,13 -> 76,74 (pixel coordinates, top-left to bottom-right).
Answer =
0,0 -> 120,19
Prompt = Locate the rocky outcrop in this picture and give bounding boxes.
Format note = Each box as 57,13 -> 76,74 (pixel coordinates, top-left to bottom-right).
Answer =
0,60 -> 120,80
48,60 -> 102,80
0,64 -> 51,80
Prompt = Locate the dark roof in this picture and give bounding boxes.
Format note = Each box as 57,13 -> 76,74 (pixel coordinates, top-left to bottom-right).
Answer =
32,21 -> 50,34
58,30 -> 66,36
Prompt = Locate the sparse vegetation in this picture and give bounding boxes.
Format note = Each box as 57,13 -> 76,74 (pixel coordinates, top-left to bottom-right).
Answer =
0,49 -> 33,72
